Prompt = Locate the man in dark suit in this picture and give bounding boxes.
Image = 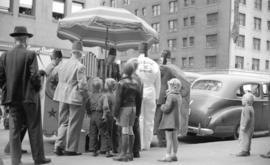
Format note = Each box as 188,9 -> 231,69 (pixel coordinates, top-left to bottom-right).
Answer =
0,26 -> 51,165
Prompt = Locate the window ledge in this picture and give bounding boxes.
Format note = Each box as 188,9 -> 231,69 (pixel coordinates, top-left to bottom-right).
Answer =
0,10 -> 13,15
18,13 -> 35,19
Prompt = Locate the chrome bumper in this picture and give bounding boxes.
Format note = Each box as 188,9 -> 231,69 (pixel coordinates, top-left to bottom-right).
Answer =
188,126 -> 214,136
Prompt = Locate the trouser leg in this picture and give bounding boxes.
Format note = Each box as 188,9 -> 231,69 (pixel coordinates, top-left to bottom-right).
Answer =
55,102 -> 69,150
239,130 -> 253,152
89,112 -> 99,152
133,117 -> 140,154
111,120 -> 119,153
23,102 -> 45,161
66,104 -> 84,152
140,98 -> 156,150
9,105 -> 23,165
154,105 -> 166,146
99,115 -> 112,152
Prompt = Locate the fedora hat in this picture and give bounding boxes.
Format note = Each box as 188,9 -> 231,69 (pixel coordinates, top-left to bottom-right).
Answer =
10,26 -> 33,38
72,41 -> 83,52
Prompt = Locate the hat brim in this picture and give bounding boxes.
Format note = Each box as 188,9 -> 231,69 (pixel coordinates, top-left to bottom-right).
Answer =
10,33 -> 33,38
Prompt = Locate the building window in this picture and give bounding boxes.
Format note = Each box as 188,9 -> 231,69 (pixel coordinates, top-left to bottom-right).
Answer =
111,0 -> 116,7
169,1 -> 178,13
267,21 -> 270,30
152,23 -> 160,33
168,39 -> 177,51
235,56 -> 244,69
266,60 -> 269,70
253,38 -> 261,50
184,0 -> 188,7
191,0 -> 195,5
142,7 -> 146,16
151,42 -> 160,52
189,57 -> 194,67
239,13 -> 246,26
72,1 -> 84,13
182,57 -> 188,68
52,0 -> 65,20
207,12 -> 218,26
206,34 -> 218,48
252,58 -> 260,71
182,37 -> 188,48
237,35 -> 245,48
183,17 -> 188,26
267,40 -> 270,51
254,0 -> 262,10
268,0 -> 270,10
190,16 -> 195,26
19,0 -> 34,16
189,36 -> 194,46
152,4 -> 160,16
207,0 -> 217,5
254,17 -> 261,30
134,9 -> 138,16
239,0 -> 246,5
205,56 -> 216,68
123,0 -> 130,5
169,19 -> 178,32
0,0 -> 11,12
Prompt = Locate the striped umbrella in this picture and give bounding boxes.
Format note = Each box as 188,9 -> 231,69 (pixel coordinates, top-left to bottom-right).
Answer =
57,6 -> 159,51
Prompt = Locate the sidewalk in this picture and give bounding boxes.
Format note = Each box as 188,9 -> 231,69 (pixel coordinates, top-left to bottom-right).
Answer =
0,124 -> 269,165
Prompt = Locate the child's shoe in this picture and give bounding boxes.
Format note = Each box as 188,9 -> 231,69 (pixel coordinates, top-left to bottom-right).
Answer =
171,156 -> 178,161
236,151 -> 250,157
158,154 -> 172,162
92,151 -> 98,157
106,151 -> 113,158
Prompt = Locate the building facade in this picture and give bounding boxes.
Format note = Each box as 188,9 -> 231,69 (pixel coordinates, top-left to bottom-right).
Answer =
0,0 -> 101,77
101,0 -> 270,77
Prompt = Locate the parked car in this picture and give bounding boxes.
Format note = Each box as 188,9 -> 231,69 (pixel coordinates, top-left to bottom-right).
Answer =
184,72 -> 202,83
188,74 -> 269,139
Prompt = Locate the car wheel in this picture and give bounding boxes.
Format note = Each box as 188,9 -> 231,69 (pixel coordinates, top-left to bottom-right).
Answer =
233,124 -> 240,140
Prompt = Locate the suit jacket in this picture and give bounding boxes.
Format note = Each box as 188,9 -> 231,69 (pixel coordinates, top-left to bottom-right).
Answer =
51,56 -> 88,105
0,45 -> 39,104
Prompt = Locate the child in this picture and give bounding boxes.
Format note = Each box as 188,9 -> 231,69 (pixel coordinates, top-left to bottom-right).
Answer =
102,78 -> 117,157
85,77 -> 111,157
158,78 -> 182,162
236,92 -> 255,157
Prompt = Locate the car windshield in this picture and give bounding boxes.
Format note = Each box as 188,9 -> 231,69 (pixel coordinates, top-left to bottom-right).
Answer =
192,80 -> 222,91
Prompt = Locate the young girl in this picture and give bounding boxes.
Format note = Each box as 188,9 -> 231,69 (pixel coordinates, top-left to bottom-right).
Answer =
158,78 -> 182,162
236,92 -> 255,157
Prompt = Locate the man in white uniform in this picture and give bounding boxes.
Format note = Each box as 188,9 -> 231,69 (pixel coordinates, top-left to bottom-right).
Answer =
136,42 -> 161,150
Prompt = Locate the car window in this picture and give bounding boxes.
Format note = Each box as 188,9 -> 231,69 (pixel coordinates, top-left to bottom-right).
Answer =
236,83 -> 260,97
192,80 -> 222,91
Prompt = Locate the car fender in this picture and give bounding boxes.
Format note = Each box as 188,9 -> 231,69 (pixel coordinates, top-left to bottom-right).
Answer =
208,106 -> 242,136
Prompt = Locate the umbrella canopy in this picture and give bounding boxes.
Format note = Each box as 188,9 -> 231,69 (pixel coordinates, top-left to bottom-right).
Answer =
57,6 -> 159,51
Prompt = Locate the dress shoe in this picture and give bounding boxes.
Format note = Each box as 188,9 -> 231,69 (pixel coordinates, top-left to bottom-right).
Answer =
133,152 -> 140,158
63,151 -> 82,156
92,151 -> 98,157
54,147 -> 64,156
106,151 -> 114,158
260,154 -> 270,158
34,158 -> 51,165
236,151 -> 250,157
171,156 -> 178,161
113,155 -> 129,162
158,157 -> 172,162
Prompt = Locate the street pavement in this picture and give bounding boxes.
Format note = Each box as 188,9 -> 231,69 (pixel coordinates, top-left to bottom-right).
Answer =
0,122 -> 269,165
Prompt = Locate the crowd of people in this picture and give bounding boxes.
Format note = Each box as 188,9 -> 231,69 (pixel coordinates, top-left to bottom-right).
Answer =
0,26 -> 269,165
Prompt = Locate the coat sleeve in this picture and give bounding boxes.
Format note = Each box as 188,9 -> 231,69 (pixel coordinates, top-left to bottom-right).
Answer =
155,66 -> 161,100
241,107 -> 251,131
114,82 -> 122,118
160,94 -> 173,113
0,53 -> 6,88
102,94 -> 110,118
